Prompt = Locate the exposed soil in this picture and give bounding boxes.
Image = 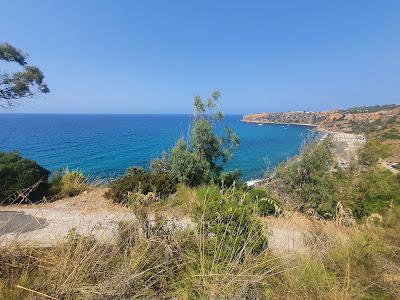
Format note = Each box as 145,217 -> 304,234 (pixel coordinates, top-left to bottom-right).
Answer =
0,188 -> 135,246
1,188 -> 346,254
263,212 -> 351,253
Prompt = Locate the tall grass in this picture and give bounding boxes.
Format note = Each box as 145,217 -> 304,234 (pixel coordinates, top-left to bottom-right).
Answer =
1,185 -> 399,299
49,167 -> 89,198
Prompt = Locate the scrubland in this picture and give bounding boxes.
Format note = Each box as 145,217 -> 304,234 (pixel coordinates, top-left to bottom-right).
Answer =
1,98 -> 400,299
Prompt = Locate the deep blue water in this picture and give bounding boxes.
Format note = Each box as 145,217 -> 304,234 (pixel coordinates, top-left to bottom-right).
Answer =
0,114 -> 316,180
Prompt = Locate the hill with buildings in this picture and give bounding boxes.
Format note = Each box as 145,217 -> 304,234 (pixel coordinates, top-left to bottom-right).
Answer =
243,104 -> 400,162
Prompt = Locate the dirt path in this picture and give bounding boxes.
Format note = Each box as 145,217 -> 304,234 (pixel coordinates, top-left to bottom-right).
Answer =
0,189 -> 135,246
1,189 -> 345,254
263,212 -> 351,253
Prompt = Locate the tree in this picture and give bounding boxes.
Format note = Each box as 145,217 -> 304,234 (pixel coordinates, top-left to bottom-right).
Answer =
274,139 -> 337,214
0,151 -> 50,203
151,91 -> 240,186
0,42 -> 49,108
358,140 -> 390,168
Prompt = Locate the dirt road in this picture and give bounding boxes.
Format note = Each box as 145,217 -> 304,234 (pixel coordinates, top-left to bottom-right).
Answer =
0,189 -> 135,246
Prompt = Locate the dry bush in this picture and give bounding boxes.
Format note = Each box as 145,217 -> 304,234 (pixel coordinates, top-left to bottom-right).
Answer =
49,168 -> 90,199
263,225 -> 400,299
1,185 -> 399,299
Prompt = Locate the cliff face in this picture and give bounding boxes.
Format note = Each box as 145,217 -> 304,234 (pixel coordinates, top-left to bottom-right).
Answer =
242,111 -> 328,125
243,106 -> 400,134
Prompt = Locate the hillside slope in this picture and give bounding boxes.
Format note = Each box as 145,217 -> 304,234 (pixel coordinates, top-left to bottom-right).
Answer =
243,104 -> 400,162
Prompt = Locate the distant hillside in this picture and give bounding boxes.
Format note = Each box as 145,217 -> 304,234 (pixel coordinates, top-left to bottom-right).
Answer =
338,104 -> 400,114
243,104 -> 400,161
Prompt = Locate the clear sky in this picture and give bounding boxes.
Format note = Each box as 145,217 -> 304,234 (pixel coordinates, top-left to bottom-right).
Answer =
1,0 -> 399,114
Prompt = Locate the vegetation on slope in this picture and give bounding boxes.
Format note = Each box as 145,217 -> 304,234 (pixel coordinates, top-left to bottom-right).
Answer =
1,97 -> 400,298
273,138 -> 400,220
0,152 -> 49,204
1,182 -> 399,299
339,104 -> 400,114
151,91 -> 240,187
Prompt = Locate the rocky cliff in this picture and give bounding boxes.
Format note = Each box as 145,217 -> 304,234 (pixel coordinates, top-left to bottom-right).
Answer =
242,105 -> 400,134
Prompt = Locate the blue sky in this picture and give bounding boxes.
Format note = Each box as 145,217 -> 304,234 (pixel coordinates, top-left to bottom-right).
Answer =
1,0 -> 399,114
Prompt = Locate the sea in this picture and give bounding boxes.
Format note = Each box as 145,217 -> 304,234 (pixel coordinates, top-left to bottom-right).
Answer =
0,114 -> 317,181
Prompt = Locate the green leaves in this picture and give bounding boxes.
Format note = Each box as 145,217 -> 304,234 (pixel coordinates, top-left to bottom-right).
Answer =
151,90 -> 240,187
0,151 -> 50,203
358,140 -> 390,168
0,43 -> 27,65
193,96 -> 205,114
169,138 -> 210,186
275,139 -> 336,215
106,167 -> 177,203
193,90 -> 221,119
0,42 -> 49,108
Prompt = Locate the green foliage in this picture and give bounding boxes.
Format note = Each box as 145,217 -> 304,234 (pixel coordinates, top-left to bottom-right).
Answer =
1,183 -> 399,299
49,168 -> 88,198
0,152 -> 49,203
169,138 -> 210,186
216,169 -> 242,188
275,139 -> 335,212
151,91 -> 240,187
328,232 -> 395,299
275,136 -> 400,219
358,140 -> 390,167
291,256 -> 336,299
193,185 -> 268,259
106,167 -> 177,203
247,188 -> 282,216
150,151 -> 170,174
271,229 -> 397,299
0,42 -> 49,108
356,168 -> 400,218
339,104 -> 400,114
0,43 -> 27,65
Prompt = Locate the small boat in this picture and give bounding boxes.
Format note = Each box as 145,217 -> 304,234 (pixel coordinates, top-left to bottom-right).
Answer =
257,123 -> 263,126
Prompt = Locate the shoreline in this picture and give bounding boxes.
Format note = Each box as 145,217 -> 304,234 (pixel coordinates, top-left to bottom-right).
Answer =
243,122 -> 365,187
241,119 -> 319,127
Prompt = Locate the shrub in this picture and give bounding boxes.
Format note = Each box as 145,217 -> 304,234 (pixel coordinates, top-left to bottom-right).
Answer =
151,91 -> 240,187
105,167 -> 177,204
355,168 -> 400,218
247,188 -> 282,216
215,169 -> 242,188
358,140 -> 390,167
193,185 -> 268,259
49,167 -> 88,198
0,151 -> 49,203
169,138 -> 211,186
274,139 -> 335,213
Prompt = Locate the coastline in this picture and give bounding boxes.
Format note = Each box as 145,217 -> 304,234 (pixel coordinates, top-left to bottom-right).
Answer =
241,119 -> 319,127
243,120 -> 365,187
244,121 -> 322,187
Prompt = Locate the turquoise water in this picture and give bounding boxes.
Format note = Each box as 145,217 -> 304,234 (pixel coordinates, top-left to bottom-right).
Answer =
0,114 -> 316,180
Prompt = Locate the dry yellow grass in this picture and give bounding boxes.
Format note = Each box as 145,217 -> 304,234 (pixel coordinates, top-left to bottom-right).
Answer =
1,186 -> 399,299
